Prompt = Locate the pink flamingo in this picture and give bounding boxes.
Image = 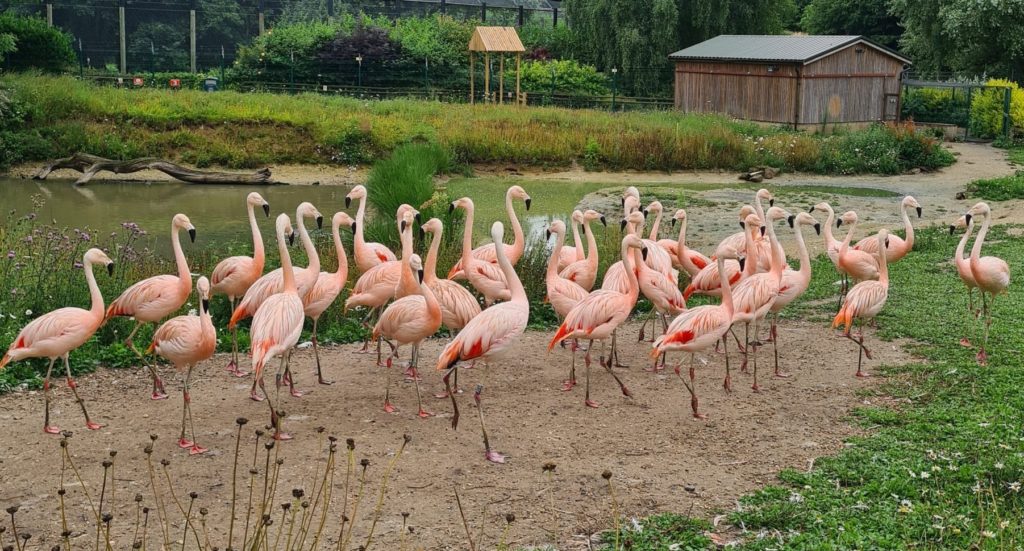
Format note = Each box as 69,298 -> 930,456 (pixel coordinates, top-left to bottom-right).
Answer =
211,192 -> 270,378
559,210 -> 606,291
546,220 -> 590,389
685,214 -> 761,300
421,218 -> 481,332
345,185 -> 398,273
660,209 -> 709,278
557,210 -> 587,271
437,222 -> 530,464
1,248 -> 114,433
715,205 -> 759,255
966,202 -> 1011,365
447,186 -> 531,279
766,211 -> 820,377
811,202 -> 841,263
302,212 -> 356,385
147,276 -> 216,454
717,204 -> 771,273
451,197 -> 511,306
637,216 -> 687,349
106,213 -> 196,400
651,245 -> 744,419
373,254 -> 443,418
853,196 -> 922,263
951,215 -> 979,347
600,211 -> 649,367
249,214 -> 305,441
837,211 -> 881,284
549,233 -> 644,408
833,229 -> 891,378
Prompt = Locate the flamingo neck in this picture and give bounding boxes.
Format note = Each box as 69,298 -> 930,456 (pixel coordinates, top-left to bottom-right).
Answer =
742,225 -> 758,277
822,207 -> 837,248
171,224 -> 192,296
354,196 -> 367,248
494,230 -> 526,303
297,210 -> 320,275
970,213 -> 990,267
956,221 -> 974,264
648,210 -> 662,241
248,202 -> 265,273
460,205 -> 476,266
766,220 -> 785,277
399,224 -> 416,291
505,190 -> 524,258
878,233 -> 890,286
571,219 -> 584,262
901,202 -> 915,251
418,274 -> 442,322
547,229 -> 564,280
718,256 -> 734,315
620,240 -> 640,301
85,257 -> 104,319
754,196 -> 767,226
794,222 -> 810,277
676,218 -> 688,262
331,221 -> 348,285
839,218 -> 857,257
424,228 -> 442,284
584,219 -> 598,269
279,227 -> 297,293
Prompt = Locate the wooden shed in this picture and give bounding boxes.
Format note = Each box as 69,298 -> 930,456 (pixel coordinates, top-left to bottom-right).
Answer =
669,35 -> 911,129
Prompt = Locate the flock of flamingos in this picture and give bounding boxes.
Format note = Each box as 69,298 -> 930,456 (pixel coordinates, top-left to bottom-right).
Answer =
0,185 -> 1011,463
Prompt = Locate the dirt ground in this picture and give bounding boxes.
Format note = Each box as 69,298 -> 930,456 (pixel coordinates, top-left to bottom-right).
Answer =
0,320 -> 914,550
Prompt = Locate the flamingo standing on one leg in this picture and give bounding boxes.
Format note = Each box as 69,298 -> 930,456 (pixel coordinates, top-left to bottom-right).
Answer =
767,212 -> 820,377
965,202 -> 1011,365
549,234 -> 645,408
451,197 -> 511,306
302,212 -> 355,385
651,245 -> 744,419
557,210 -> 587,271
106,213 -> 196,400
437,222 -> 530,464
951,215 -> 979,347
545,219 -> 590,390
833,229 -> 891,378
447,186 -> 531,279
148,276 -> 216,454
211,192 -> 270,378
249,214 -> 305,441
660,209 -> 709,278
1,248 -> 114,433
853,195 -> 922,263
373,254 -> 442,417
559,210 -> 606,291
346,185 -> 398,273
421,218 -> 481,332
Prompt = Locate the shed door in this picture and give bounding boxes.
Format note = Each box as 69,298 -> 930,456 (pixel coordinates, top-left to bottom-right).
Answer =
883,93 -> 900,121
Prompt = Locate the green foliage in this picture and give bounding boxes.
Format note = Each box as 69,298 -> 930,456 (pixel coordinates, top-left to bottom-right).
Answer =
516,59 -> 610,96
231,19 -> 344,83
901,86 -> 970,127
0,13 -> 75,72
600,513 -> 712,550
810,122 -> 957,175
388,15 -> 474,69
676,0 -> 798,47
969,79 -> 1024,139
966,171 -> 1024,201
799,0 -> 901,48
0,32 -> 15,64
517,23 -> 577,60
128,21 -> 189,72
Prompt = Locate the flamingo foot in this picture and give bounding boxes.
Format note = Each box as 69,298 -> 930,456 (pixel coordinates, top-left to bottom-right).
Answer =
692,412 -> 708,420
751,383 -> 761,393
774,370 -> 791,378
225,359 -> 237,373
417,408 -> 434,419
484,450 -> 507,464
435,387 -> 463,399
644,363 -> 665,373
272,432 -> 293,441
739,360 -> 749,373
560,379 -> 576,392
189,444 -> 208,455
318,377 -> 333,385
723,376 -> 732,392
620,386 -> 633,398
250,391 -> 265,402
86,421 -> 104,430
289,388 -> 304,398
178,438 -> 194,449
44,425 -> 61,434
383,401 -> 397,414
855,369 -> 870,378
976,349 -> 988,366
585,399 -> 600,408
232,368 -> 250,378
151,391 -> 169,401
959,338 -> 973,348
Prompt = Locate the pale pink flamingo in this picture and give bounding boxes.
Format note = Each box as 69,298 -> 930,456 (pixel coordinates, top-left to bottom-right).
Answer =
651,245 -> 744,419
659,209 -> 710,278
557,210 -> 587,271
346,185 -> 398,273
211,192 -> 269,378
1,248 -> 114,433
715,205 -> 758,255
837,211 -> 881,284
249,214 -> 304,440
147,276 -> 216,454
437,222 -> 530,464
559,210 -> 606,291
600,211 -> 648,367
621,186 -> 640,210
451,197 -> 511,306
811,202 -> 841,264
684,214 -> 760,300
447,186 -> 531,279
106,213 -> 196,400
546,220 -> 590,389
373,254 -> 443,418
421,218 -> 481,332
302,212 -> 355,385
853,196 -> 922,263
622,196 -> 674,279
549,233 -> 644,408
636,213 -> 687,348
966,202 -> 1011,365
951,215 -> 979,347
716,204 -> 771,272
766,211 -> 820,377
637,201 -> 676,280
833,229 -> 891,378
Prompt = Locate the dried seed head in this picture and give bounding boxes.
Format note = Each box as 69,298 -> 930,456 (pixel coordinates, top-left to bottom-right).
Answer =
102,460 -> 112,468
360,458 -> 370,469
4,544 -> 14,551
401,512 -> 409,519
52,545 -> 61,551
57,489 -> 67,496
109,450 -> 117,458
143,507 -> 150,514
316,426 -> 325,434
132,541 -> 142,550
61,530 -> 71,538
602,470 -> 612,480
60,439 -> 67,448
403,433 -> 412,444
6,506 -> 19,515
341,515 -> 349,523
102,513 -> 113,523
262,514 -> 271,524
346,438 -> 355,450
255,429 -> 265,438
264,518 -> 274,526
542,462 -> 556,473
276,458 -> 284,466
407,527 -> 415,534
506,513 -> 516,524
149,433 -> 158,442
330,443 -> 338,453
264,442 -> 275,451
134,494 -> 143,503
189,492 -> 198,500
143,445 -> 153,455
236,417 -> 248,426
200,508 -> 208,516
249,469 -> 258,476
19,533 -> 30,541
292,489 -> 304,499
160,459 -> 170,467
62,430 -> 73,438
327,435 -> 337,443
281,503 -> 291,511
301,501 -> 309,509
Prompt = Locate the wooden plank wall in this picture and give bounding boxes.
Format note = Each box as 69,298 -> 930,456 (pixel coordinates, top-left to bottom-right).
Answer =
674,61 -> 798,124
799,45 -> 905,124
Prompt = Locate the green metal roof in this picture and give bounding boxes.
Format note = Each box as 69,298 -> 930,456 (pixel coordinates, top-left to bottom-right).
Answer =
668,35 -> 911,65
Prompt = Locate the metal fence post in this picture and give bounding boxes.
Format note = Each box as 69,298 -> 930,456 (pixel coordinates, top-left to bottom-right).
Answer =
118,0 -> 126,74
327,0 -> 334,21
552,7 -> 558,28
440,0 -> 446,15
481,2 -> 486,22
189,0 -> 197,73
517,5 -> 524,27
258,0 -> 265,36
46,1 -> 53,26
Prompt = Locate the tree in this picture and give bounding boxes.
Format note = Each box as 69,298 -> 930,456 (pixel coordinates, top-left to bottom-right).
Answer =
800,0 -> 901,48
128,21 -> 189,72
677,0 -> 797,46
0,32 -> 15,65
0,13 -> 75,72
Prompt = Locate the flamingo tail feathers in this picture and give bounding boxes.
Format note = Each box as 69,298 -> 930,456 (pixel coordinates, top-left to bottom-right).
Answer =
548,323 -> 570,351
683,284 -> 696,300
437,339 -> 462,371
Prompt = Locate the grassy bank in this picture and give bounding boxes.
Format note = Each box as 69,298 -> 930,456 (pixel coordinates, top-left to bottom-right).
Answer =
2,74 -> 954,175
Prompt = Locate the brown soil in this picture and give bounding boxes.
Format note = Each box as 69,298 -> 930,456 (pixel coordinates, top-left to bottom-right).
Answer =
0,320 -> 914,550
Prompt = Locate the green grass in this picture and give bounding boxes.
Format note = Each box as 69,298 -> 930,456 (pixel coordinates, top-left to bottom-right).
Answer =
1008,147 -> 1024,166
966,171 -> 1024,201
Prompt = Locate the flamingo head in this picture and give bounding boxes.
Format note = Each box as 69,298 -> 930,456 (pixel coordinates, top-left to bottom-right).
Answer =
622,233 -> 645,258
345,185 -> 366,208
738,205 -> 756,228
756,188 -> 774,207
297,202 -> 323,230
546,219 -> 566,241
644,200 -> 663,218
904,195 -> 923,218
583,209 -> 607,227
836,211 -> 858,228
421,217 -> 443,236
623,195 -> 640,215
450,197 -> 473,214
623,186 -> 640,203
508,186 -> 531,211
333,212 -> 356,233
409,254 -> 424,284
950,214 -> 970,236
624,211 -> 646,235
745,213 -> 765,238
84,248 -> 115,277
196,276 -> 211,313
173,213 -> 196,243
967,201 -> 990,222
571,210 -> 584,224
791,212 -> 820,235
490,221 -> 506,249
766,206 -> 791,224
247,192 -> 270,217
671,209 -> 686,228
276,213 -> 295,246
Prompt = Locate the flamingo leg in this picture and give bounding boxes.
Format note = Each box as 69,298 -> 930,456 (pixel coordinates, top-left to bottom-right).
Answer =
127,321 -> 168,400
226,298 -> 248,377
728,327 -> 746,354
961,288 -> 975,348
721,336 -> 732,392
561,340 -> 577,391
611,331 -> 628,368
773,314 -> 790,378
738,324 -> 750,373
751,320 -> 761,392
475,386 -> 505,463
442,366 -> 460,429
179,366 -> 193,449
383,344 -> 397,414
42,357 -> 59,434
584,344 -> 598,408
411,344 -> 433,418
311,318 -> 332,385
843,328 -> 871,377
262,362 -> 290,441
637,308 -> 656,342
978,293 -> 991,365
63,353 -> 102,430
600,350 -> 632,398
674,354 -> 706,419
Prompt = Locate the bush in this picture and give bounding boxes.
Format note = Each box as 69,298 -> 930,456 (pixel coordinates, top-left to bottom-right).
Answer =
902,87 -> 970,127
810,122 -> 956,175
515,59 -> 610,96
970,79 -> 1024,139
0,32 -> 15,64
967,171 -> 1024,201
0,13 -> 75,72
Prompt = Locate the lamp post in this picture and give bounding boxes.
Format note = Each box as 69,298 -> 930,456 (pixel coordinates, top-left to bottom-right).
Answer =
78,38 -> 84,79
220,45 -> 225,86
289,51 -> 295,93
611,67 -> 618,112
356,55 -> 363,88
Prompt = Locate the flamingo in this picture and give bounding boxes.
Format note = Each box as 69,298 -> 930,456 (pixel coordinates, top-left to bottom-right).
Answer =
345,185 -> 398,273
660,209 -> 709,278
766,211 -> 820,377
302,212 -> 356,385
684,214 -> 761,300
559,210 -> 606,291
106,213 -> 196,400
373,254 -> 442,418
633,200 -> 676,280
421,218 -> 481,332
557,210 -> 587,271
447,186 -> 531,279
636,216 -> 687,349
715,205 -> 758,255
249,214 -> 304,441
545,220 -> 590,389
833,229 -> 891,378
651,245 -> 744,419
1,248 -> 114,433
451,197 -> 511,306
965,202 -> 1011,365
811,202 -> 841,264
854,196 -> 922,263
437,221 -> 530,464
717,205 -> 771,272
950,215 -> 979,347
837,211 -> 881,284
600,211 -> 649,367
211,192 -> 270,378
147,276 -> 216,454
549,233 -> 644,408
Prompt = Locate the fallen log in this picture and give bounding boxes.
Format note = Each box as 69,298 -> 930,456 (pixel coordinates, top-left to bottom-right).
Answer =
33,153 -> 277,186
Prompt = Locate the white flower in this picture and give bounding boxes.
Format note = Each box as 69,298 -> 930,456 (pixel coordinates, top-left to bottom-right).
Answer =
789,492 -> 804,503
1009,481 -> 1021,492
630,517 -> 643,532
187,309 -> 197,316
24,309 -> 32,316
982,530 -> 996,538
932,466 -> 942,472
979,422 -> 991,427
920,471 -> 931,479
995,462 -> 1005,469
668,545 -> 681,551
1000,520 -> 1010,529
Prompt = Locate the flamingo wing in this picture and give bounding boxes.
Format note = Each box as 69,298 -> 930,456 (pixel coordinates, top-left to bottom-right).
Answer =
429,279 -> 481,330
250,294 -> 305,374
106,275 -> 184,320
438,303 -> 528,368
5,308 -> 97,360
303,272 -> 344,318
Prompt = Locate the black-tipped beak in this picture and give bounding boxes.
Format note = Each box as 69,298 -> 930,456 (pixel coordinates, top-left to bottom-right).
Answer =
642,209 -> 648,217
545,229 -> 551,241
288,232 -> 295,246
965,213 -> 972,225
525,198 -> 532,211
916,206 -> 922,218
316,215 -> 324,229
417,269 -> 424,284
671,218 -> 677,228
885,238 -> 890,248
759,226 -> 766,237
769,198 -> 775,207
582,223 -> 588,235
808,205 -> 815,213
401,220 -> 407,233
787,214 -> 795,229
350,221 -> 357,232
202,298 -> 210,312
813,223 -> 821,236
106,263 -> 114,276
418,227 -> 425,240
739,221 -> 745,229
600,215 -> 607,227
620,197 -> 625,207
188,228 -> 196,243
641,246 -> 649,261
836,219 -> 843,228
345,196 -> 352,208
738,257 -> 746,271
262,203 -> 270,217
448,202 -> 455,214
415,212 -> 423,223
949,224 -> 956,235
620,219 -> 627,231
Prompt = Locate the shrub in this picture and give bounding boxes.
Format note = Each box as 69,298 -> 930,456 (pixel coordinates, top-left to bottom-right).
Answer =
364,142 -> 455,248
0,32 -> 15,64
811,122 -> 956,175
901,87 -> 970,127
515,59 -> 610,96
0,13 -> 75,72
970,79 -> 1024,139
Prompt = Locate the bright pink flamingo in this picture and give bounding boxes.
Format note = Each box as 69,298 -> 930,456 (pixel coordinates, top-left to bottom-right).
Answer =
211,192 -> 270,378
373,254 -> 442,418
346,185 -> 398,273
600,211 -> 649,367
966,202 -> 1011,365
546,220 -> 590,389
447,186 -> 531,279
559,210 -> 606,291
249,214 -> 305,441
636,215 -> 687,348
437,222 -> 530,464
951,215 -> 979,347
557,210 -> 587,271
147,276 -> 216,454
106,213 -> 196,400
302,212 -> 355,385
635,201 -> 676,281
421,218 -> 481,332
1,248 -> 114,433
660,209 -> 710,278
651,245 -> 744,419
451,197 -> 511,306
853,196 -> 922,263
833,229 -> 891,378
766,211 -> 820,377
716,205 -> 758,255
837,211 -> 881,284
549,233 -> 644,408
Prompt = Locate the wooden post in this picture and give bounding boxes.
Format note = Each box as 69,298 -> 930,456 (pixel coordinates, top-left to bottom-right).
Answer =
516,53 -> 521,104
484,52 -> 490,103
469,52 -> 475,104
118,0 -> 126,74
45,2 -> 52,26
499,55 -> 504,104
189,0 -> 197,73
257,0 -> 265,35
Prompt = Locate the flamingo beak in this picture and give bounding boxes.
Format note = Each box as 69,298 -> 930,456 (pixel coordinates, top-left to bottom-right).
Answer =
316,215 -> 324,229
671,218 -> 676,228
106,262 -> 114,276
642,209 -> 648,217
525,198 -> 532,211
600,215 -> 607,227
262,203 -> 270,217
350,221 -> 357,233
965,213 -> 972,225
448,202 -> 456,214
582,223 -> 588,235
417,269 -> 424,284
769,198 -> 775,207
202,298 -> 210,312
787,214 -> 795,228
545,229 -> 551,241
836,219 -> 843,228
885,238 -> 890,248
288,231 -> 295,246
620,219 -> 627,231
401,220 -> 407,233
620,197 -> 625,207
641,246 -> 649,261
916,206 -> 922,218
949,224 -> 956,235
188,228 -> 196,243
813,223 -> 821,236
738,257 -> 746,271
759,226 -> 766,237
808,205 -> 815,213
739,221 -> 745,229
345,196 -> 352,208
416,212 -> 423,224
